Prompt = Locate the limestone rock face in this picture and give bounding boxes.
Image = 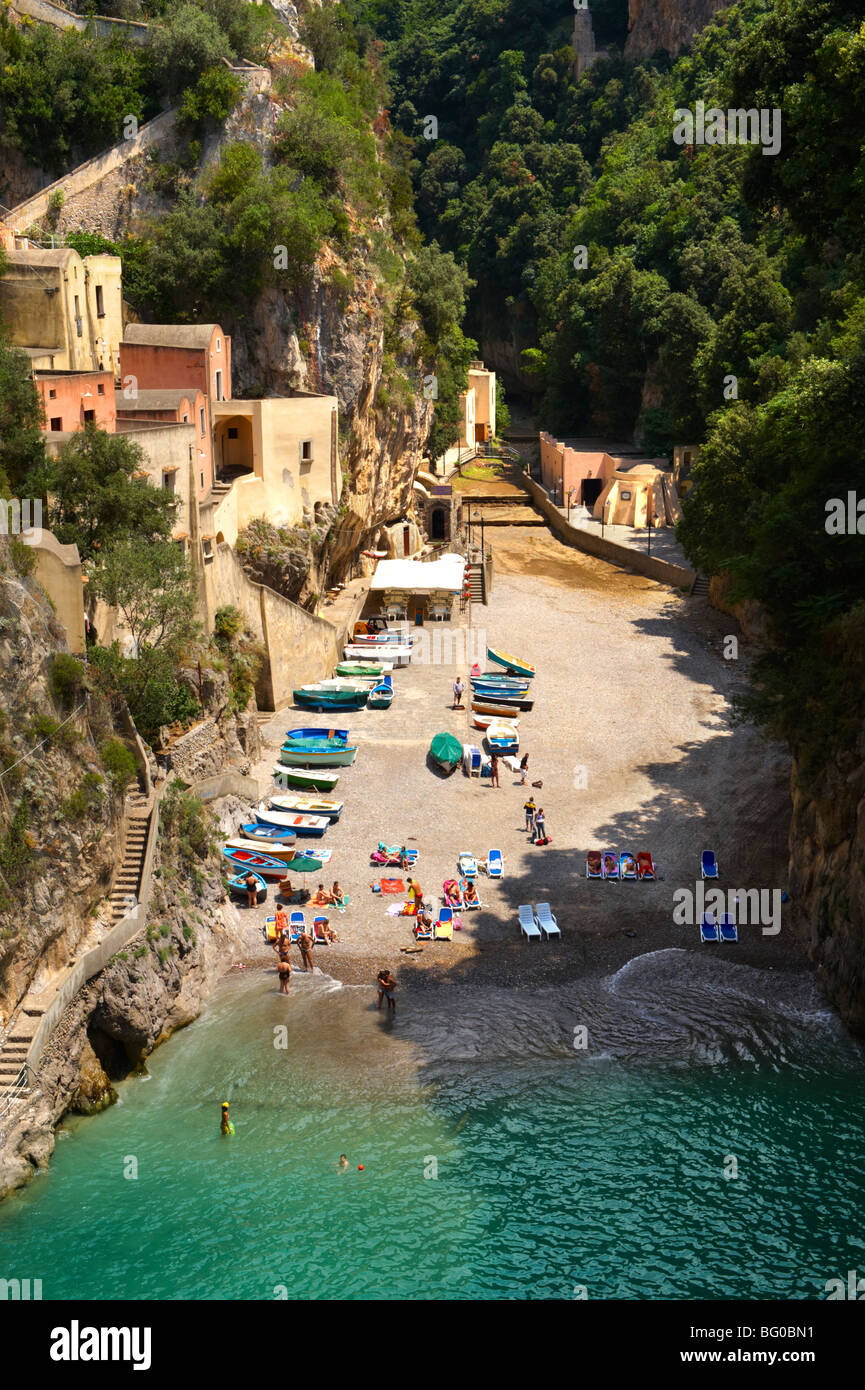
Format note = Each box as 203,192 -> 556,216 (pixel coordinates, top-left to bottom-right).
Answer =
625,0 -> 728,59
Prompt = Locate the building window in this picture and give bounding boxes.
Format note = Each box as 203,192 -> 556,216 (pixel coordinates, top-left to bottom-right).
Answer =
95,285 -> 105,318
216,338 -> 221,352
202,538 -> 214,563
182,413 -> 189,423
50,417 -> 62,431
300,440 -> 313,464
74,295 -> 82,337
215,369 -> 223,401
228,427 -> 238,439
200,472 -> 205,490
97,383 -> 105,396
200,408 -> 206,436
620,490 -> 632,501
48,388 -> 57,400
83,409 -> 95,424
162,471 -> 176,493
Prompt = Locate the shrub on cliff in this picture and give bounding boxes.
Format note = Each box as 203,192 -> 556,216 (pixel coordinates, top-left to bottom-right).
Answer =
100,739 -> 138,795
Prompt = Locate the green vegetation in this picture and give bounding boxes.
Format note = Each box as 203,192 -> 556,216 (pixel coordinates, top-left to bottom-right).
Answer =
0,799 -> 32,893
49,654 -> 89,709
99,738 -> 138,795
0,337 -> 46,495
159,779 -> 215,865
61,772 -> 105,823
364,0 -> 865,775
212,605 -> 263,712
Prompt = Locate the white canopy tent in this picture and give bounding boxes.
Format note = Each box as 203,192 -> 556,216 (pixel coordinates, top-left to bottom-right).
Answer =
369,552 -> 465,594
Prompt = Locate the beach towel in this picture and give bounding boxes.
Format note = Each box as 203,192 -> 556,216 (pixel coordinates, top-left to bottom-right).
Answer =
379,878 -> 405,894
399,901 -> 419,916
386,902 -> 404,916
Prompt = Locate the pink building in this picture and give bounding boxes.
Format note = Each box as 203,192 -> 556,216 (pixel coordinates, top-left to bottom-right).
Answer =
34,369 -> 116,433
119,324 -> 231,406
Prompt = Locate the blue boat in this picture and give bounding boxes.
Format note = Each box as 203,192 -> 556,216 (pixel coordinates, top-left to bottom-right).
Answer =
227,870 -> 267,903
368,682 -> 393,709
285,728 -> 349,743
280,736 -> 358,767
239,823 -> 297,846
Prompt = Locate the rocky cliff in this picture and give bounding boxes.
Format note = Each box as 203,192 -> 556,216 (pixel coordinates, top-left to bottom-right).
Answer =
788,731 -> 865,1036
625,0 -> 728,59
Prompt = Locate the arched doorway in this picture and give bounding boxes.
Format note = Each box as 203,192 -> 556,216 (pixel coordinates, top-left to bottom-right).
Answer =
214,415 -> 254,480
430,506 -> 446,541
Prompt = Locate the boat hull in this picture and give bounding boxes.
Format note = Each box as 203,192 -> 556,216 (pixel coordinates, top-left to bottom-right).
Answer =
335,662 -> 385,677
222,847 -> 288,879
272,765 -> 340,791
279,743 -> 358,767
239,823 -> 298,846
285,727 -> 349,743
472,696 -> 535,714
293,688 -> 369,710
487,647 -> 535,678
268,794 -> 343,821
225,838 -> 299,863
228,871 -> 267,902
368,686 -> 393,708
255,807 -> 329,836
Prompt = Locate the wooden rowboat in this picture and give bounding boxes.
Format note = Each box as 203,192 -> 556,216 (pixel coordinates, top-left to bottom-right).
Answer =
487,647 -> 535,679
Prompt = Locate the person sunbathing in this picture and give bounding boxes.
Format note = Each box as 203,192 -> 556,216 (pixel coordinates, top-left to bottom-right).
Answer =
463,881 -> 479,905
399,847 -> 411,869
312,883 -> 335,906
331,881 -> 347,907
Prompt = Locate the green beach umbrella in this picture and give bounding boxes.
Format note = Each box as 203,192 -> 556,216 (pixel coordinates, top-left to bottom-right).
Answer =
284,855 -> 322,873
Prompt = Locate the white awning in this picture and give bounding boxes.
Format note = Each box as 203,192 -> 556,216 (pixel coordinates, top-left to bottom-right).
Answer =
369,552 -> 465,594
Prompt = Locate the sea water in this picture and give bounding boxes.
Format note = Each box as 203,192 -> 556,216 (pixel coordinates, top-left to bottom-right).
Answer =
1,950 -> 863,1300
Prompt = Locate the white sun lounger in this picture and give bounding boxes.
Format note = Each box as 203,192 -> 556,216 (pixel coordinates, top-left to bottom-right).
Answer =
534,903 -> 561,940
486,849 -> 503,878
518,904 -> 541,941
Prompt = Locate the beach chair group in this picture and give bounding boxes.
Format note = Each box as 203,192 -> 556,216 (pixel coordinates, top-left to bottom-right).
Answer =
265,910 -> 331,945
700,912 -> 737,943
370,843 -> 419,867
517,903 -> 561,942
585,850 -> 656,881
414,904 -> 458,942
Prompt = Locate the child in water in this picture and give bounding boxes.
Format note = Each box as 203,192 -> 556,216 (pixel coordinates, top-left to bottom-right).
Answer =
220,1102 -> 235,1136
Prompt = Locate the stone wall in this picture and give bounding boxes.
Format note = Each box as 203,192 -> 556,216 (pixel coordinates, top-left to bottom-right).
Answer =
9,0 -> 151,43
27,530 -> 86,654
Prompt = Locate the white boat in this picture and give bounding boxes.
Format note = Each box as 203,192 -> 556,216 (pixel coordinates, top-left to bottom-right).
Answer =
224,838 -> 298,863
272,765 -> 340,791
472,712 -> 520,732
254,806 -> 330,836
267,794 -> 344,821
486,720 -> 520,753
343,643 -> 412,665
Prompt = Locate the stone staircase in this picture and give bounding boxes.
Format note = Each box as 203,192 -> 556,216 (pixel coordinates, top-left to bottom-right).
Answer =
691,573 -> 710,598
467,562 -> 486,604
105,793 -> 152,923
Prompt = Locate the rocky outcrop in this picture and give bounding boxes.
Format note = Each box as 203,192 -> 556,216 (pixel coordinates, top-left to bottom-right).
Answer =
788,730 -> 865,1036
625,0 -> 728,60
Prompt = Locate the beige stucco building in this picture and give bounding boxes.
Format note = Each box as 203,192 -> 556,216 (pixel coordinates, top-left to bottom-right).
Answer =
592,462 -> 681,528
210,393 -> 341,544
0,245 -> 123,375
459,363 -> 496,449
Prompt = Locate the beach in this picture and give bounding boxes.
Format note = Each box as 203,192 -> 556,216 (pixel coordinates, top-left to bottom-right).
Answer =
234,522 -> 803,996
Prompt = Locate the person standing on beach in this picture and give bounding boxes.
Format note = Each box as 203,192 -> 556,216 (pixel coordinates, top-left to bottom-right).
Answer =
489,753 -> 500,787
453,675 -> 465,709
534,807 -> 547,844
244,872 -> 258,908
376,970 -> 397,1014
298,927 -> 315,972
519,753 -> 529,786
524,795 -> 536,832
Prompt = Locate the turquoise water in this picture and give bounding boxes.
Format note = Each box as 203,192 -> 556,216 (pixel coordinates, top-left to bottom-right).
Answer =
1,950 -> 864,1300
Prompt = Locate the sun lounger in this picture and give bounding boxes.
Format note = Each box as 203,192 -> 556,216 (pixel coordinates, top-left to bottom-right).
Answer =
442,878 -> 464,908
586,850 -> 603,879
636,852 -> 656,880
534,903 -> 561,940
619,852 -> 637,881
602,852 -> 619,881
486,849 -> 503,878
434,905 -> 454,940
414,920 -> 434,941
701,850 -> 719,880
719,913 -> 738,942
312,917 -> 330,944
289,909 -> 305,941
518,904 -> 541,941
700,913 -> 719,942
459,878 -> 482,909
458,851 -> 478,878
264,915 -> 278,943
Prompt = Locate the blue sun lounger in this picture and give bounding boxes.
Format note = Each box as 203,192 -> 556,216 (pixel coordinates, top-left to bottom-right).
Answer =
487,849 -> 503,878
289,910 -> 305,941
719,913 -> 738,942
534,903 -> 561,940
701,850 -> 719,880
518,904 -> 541,941
700,913 -> 719,942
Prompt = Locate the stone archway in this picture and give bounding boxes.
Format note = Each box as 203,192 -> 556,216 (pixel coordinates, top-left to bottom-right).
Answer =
430,506 -> 446,541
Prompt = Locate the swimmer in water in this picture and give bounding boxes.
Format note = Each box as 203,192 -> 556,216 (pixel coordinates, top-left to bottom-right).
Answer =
338,1154 -> 348,1172
221,1102 -> 235,1136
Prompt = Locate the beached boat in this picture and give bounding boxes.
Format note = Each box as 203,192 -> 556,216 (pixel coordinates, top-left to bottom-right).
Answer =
367,683 -> 394,709
334,661 -> 387,678
255,805 -> 330,836
472,712 -> 520,733
342,643 -> 412,664
485,720 -> 520,754
239,823 -> 297,846
430,730 -> 463,773
224,837 -> 299,863
285,727 -> 349,743
471,694 -> 535,714
268,793 -> 343,821
272,764 -> 340,792
228,870 -> 267,902
222,846 -> 288,879
293,686 -> 370,711
487,647 -> 536,679
280,737 -> 358,767
470,673 -> 530,690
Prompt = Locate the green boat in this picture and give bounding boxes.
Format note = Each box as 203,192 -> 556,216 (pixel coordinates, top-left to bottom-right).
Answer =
429,730 -> 463,773
272,764 -> 340,792
335,661 -> 384,678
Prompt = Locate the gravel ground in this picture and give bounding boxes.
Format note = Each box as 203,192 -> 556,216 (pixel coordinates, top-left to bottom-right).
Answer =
233,524 -> 802,999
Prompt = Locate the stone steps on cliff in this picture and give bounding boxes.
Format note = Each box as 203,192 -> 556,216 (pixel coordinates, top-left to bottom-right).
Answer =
691,573 -> 710,597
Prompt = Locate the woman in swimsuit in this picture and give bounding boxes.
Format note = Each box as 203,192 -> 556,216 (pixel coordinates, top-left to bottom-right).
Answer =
376,970 -> 397,1014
